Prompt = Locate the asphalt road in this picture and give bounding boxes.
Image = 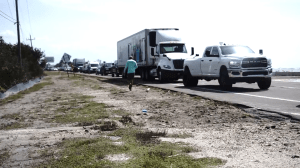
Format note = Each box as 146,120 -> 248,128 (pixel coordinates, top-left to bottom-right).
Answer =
86,73 -> 300,120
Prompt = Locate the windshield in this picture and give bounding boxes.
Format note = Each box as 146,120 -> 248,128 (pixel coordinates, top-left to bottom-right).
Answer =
105,63 -> 112,67
220,46 -> 255,55
77,64 -> 83,66
91,64 -> 98,67
160,44 -> 187,54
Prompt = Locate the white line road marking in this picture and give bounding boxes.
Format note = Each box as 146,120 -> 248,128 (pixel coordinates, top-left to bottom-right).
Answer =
273,79 -> 300,82
279,86 -> 298,89
170,83 -> 300,103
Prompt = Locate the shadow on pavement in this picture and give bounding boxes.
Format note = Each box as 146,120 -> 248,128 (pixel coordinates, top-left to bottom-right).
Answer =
173,85 -> 266,94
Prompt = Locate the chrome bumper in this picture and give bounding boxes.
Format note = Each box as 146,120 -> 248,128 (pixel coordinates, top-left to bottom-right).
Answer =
228,68 -> 272,78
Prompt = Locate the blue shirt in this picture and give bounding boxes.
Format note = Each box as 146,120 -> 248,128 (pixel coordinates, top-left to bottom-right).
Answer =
125,59 -> 138,74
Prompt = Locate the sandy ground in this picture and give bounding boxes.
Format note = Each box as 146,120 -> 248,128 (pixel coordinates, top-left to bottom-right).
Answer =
0,73 -> 300,167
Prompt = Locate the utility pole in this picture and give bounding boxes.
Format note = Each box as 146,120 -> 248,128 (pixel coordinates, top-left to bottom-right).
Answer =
15,0 -> 22,66
0,36 -> 3,48
26,35 -> 35,48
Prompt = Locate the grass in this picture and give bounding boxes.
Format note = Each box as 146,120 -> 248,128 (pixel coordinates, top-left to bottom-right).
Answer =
167,132 -> 194,138
0,122 -> 31,130
0,113 -> 31,130
0,81 -> 53,106
47,93 -> 126,126
53,101 -> 108,125
0,149 -> 10,167
41,128 -> 224,168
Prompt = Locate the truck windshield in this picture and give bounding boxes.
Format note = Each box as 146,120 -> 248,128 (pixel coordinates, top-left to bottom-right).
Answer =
105,63 -> 112,67
160,44 -> 187,54
91,64 -> 98,67
220,46 -> 255,55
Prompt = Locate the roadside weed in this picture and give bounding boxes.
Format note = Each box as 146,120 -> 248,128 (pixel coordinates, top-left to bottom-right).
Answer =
41,128 -> 224,167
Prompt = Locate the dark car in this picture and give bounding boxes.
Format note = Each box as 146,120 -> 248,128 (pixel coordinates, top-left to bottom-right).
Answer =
110,63 -> 119,77
99,63 -> 113,76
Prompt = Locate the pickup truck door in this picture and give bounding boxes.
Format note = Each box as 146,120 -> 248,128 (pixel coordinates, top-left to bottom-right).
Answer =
200,47 -> 212,75
209,47 -> 221,76
189,55 -> 202,76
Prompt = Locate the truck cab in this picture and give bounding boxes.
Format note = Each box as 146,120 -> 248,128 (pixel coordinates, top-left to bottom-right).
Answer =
183,44 -> 272,90
153,42 -> 189,82
88,62 -> 99,73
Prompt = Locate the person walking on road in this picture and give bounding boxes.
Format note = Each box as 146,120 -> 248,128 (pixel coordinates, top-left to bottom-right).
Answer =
125,56 -> 138,91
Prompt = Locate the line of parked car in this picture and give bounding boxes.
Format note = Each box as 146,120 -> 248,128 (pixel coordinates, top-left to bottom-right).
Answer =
79,62 -> 119,77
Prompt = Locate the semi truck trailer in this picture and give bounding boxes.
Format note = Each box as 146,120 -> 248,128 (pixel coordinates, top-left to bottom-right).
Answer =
117,28 -> 190,82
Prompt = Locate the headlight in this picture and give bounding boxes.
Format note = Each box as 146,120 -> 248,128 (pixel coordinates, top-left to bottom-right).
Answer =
229,61 -> 241,68
267,59 -> 272,67
163,65 -> 171,69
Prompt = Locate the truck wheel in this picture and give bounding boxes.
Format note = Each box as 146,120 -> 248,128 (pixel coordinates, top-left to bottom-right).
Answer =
183,69 -> 198,87
112,73 -> 115,77
116,73 -> 119,77
218,69 -> 232,90
158,69 -> 165,83
140,69 -> 145,80
145,70 -> 150,81
257,78 -> 271,90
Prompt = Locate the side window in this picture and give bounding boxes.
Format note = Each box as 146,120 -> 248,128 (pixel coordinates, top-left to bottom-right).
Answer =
211,47 -> 219,56
204,47 -> 212,57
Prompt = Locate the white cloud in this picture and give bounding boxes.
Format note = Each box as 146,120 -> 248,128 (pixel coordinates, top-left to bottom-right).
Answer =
0,30 -> 16,37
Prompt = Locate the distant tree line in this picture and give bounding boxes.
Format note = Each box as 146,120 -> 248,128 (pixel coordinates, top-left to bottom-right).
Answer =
0,39 -> 45,93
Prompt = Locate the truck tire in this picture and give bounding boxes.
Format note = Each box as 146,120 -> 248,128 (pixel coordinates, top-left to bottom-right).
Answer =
218,69 -> 232,90
145,70 -> 150,81
183,68 -> 198,87
116,73 -> 119,77
257,78 -> 271,90
112,73 -> 115,77
158,69 -> 166,83
140,69 -> 146,80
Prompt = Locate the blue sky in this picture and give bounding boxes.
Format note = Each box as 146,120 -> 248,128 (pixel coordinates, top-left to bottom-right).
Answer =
1,0 -> 299,68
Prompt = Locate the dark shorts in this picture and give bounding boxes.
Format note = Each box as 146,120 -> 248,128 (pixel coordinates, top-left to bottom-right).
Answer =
127,73 -> 134,80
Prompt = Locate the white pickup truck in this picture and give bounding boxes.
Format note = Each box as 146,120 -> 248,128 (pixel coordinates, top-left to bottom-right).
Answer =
183,44 -> 272,90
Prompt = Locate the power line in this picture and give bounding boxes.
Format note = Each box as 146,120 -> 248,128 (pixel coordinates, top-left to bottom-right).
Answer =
0,12 -> 15,23
0,9 -> 16,21
6,0 -> 15,20
26,0 -> 33,35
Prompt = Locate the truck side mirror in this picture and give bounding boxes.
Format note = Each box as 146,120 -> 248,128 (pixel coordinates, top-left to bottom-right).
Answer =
259,49 -> 263,55
191,47 -> 194,55
196,54 -> 199,56
205,50 -> 210,56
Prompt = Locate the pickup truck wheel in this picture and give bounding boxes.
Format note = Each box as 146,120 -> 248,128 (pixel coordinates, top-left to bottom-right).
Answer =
218,70 -> 232,90
112,73 -> 115,77
257,78 -> 271,90
116,73 -> 119,77
183,69 -> 198,87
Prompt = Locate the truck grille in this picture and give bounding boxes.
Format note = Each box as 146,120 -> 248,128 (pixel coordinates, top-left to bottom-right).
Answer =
173,60 -> 184,69
242,58 -> 267,68
243,71 -> 268,76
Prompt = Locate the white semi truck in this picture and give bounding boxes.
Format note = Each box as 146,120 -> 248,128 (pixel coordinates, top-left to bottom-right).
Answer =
117,28 -> 190,82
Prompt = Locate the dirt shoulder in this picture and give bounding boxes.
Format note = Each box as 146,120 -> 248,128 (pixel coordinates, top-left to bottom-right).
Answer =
0,72 -> 299,167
